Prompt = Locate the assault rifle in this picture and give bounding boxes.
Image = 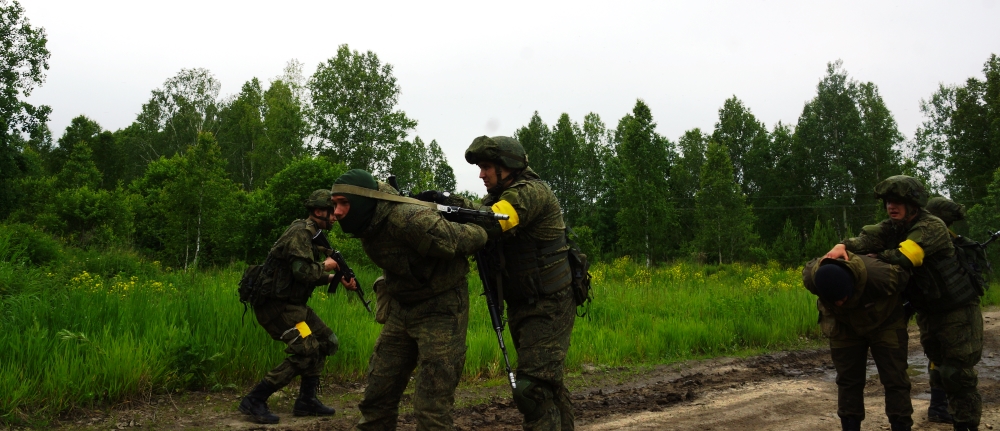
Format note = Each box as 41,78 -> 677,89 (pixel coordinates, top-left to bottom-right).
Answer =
981,230 -> 1000,248
476,242 -> 517,390
385,175 -> 507,224
311,229 -> 373,313
388,174 -> 516,390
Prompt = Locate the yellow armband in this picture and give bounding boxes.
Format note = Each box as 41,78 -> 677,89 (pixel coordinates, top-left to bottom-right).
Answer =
898,239 -> 924,267
295,321 -> 312,338
491,200 -> 519,232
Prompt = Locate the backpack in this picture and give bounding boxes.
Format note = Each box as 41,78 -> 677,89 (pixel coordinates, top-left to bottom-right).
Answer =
952,235 -> 992,295
565,227 -> 593,316
237,256 -> 279,320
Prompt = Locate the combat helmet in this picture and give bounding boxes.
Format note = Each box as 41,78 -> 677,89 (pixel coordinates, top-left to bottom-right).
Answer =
926,196 -> 966,226
304,189 -> 335,210
874,175 -> 928,208
464,136 -> 529,170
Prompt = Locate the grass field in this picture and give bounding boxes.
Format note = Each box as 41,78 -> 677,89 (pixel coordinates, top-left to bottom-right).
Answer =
2,234 -> 997,425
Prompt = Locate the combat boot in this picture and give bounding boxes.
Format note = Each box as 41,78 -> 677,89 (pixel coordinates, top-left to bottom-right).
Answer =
238,379 -> 280,424
840,416 -> 862,431
293,375 -> 336,416
953,423 -> 978,431
890,420 -> 911,431
928,387 -> 954,423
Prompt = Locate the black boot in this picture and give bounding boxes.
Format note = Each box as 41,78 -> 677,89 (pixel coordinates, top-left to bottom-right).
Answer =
953,423 -> 978,431
890,420 -> 911,431
840,416 -> 862,431
929,387 -> 954,423
293,376 -> 336,417
238,379 -> 280,424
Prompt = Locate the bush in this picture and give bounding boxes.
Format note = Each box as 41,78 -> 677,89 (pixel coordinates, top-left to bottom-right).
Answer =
0,223 -> 61,266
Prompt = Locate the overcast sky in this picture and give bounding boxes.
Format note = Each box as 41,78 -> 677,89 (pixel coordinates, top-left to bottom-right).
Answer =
19,0 -> 1000,193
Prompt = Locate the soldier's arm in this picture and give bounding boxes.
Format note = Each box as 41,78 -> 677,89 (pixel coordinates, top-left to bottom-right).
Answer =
875,223 -> 949,270
287,229 -> 329,285
400,207 -> 488,259
860,255 -> 910,296
842,224 -> 889,255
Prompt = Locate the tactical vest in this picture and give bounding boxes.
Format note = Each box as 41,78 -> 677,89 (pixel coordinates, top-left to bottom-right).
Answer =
907,247 -> 979,312
501,233 -> 572,302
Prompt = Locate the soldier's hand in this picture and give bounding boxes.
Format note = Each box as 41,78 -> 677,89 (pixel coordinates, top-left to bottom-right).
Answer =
824,244 -> 849,261
323,256 -> 339,272
342,277 -> 358,291
415,190 -> 440,202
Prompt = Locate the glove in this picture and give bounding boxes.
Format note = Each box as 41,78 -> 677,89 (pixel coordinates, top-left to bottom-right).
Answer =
415,190 -> 450,204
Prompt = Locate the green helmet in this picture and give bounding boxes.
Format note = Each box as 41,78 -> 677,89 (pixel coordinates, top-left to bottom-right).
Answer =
464,136 -> 528,170
304,189 -> 335,210
926,196 -> 966,226
874,175 -> 928,208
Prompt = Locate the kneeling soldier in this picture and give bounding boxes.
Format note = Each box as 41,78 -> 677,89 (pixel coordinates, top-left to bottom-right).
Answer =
239,190 -> 356,424
803,252 -> 913,431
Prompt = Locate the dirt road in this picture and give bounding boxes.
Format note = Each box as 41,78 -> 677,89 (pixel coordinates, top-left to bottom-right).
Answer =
55,310 -> 1000,430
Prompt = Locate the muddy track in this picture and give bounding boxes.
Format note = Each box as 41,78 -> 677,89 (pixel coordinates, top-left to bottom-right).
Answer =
49,311 -> 1000,431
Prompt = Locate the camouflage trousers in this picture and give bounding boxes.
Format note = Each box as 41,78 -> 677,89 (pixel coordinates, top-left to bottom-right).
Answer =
356,286 -> 468,431
254,301 -> 339,389
508,287 -> 576,431
829,319 -> 912,427
918,304 -> 983,425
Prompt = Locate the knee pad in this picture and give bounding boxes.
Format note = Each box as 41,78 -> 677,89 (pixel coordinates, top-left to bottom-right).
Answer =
512,378 -> 553,421
320,332 -> 339,357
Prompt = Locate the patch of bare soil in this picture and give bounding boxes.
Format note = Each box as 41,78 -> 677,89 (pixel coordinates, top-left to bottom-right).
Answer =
47,310 -> 1000,431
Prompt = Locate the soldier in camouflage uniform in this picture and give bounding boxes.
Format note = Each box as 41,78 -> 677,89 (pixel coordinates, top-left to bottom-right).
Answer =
921,196 -> 968,424
803,252 -> 913,431
329,169 -> 487,431
438,136 -> 576,431
826,176 -> 984,431
239,189 -> 356,424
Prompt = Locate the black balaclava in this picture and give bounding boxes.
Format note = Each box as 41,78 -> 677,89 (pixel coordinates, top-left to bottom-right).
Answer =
815,263 -> 855,304
332,169 -> 378,235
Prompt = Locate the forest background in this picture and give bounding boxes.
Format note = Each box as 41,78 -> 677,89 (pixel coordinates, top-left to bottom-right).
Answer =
3,0 -> 1000,425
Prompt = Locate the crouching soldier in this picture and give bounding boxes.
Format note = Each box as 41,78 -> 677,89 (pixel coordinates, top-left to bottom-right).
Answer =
803,252 -> 913,431
239,190 -> 357,424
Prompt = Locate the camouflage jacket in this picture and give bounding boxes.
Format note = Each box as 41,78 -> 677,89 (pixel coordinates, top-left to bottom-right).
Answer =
842,210 -> 977,311
451,168 -> 571,301
356,182 -> 487,305
267,218 -> 330,305
803,252 -> 909,337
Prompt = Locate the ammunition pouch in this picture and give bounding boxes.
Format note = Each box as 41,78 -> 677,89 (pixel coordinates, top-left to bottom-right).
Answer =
503,235 -> 571,302
907,251 -> 978,312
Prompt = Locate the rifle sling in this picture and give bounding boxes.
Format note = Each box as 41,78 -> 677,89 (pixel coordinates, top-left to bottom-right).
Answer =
331,184 -> 438,209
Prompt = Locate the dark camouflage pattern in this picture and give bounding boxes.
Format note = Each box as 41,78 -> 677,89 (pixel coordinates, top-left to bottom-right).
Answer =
255,302 -> 338,387
305,189 -> 335,210
353,181 -> 486,430
803,253 -> 912,426
803,253 -> 909,337
918,304 -> 984,426
253,218 -> 338,389
356,182 -> 487,305
453,167 -> 576,430
926,196 -> 966,227
356,287 -> 469,431
844,210 -> 978,311
874,175 -> 929,207
464,135 -> 528,170
269,219 -> 331,304
842,208 -> 983,425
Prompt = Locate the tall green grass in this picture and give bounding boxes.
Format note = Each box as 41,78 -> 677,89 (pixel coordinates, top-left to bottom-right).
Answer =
3,243 -> 996,425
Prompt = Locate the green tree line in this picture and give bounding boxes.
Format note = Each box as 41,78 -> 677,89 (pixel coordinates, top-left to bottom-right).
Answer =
1,0 -> 999,269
